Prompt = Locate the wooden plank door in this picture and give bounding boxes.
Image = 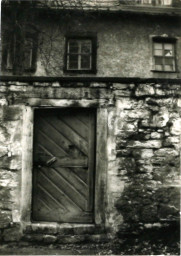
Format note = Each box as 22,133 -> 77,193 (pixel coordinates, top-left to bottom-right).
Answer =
32,108 -> 96,223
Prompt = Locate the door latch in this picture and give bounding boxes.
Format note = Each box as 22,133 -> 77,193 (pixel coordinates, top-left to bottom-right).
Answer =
46,157 -> 57,166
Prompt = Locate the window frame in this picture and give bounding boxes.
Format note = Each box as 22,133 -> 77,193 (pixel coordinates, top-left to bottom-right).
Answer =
64,35 -> 97,74
152,37 -> 177,73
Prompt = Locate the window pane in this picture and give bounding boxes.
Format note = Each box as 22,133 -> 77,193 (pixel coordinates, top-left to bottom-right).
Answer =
164,49 -> 173,57
68,54 -> 78,69
155,57 -> 163,70
155,56 -> 163,65
155,65 -> 163,71
154,49 -> 163,56
162,0 -> 172,5
164,43 -> 174,56
81,55 -> 91,69
68,41 -> 79,53
24,38 -> 33,69
81,41 -> 91,54
6,49 -> 13,69
154,43 -> 163,50
141,0 -> 152,4
165,58 -> 174,65
164,43 -> 173,50
164,57 -> 175,71
164,65 -> 173,71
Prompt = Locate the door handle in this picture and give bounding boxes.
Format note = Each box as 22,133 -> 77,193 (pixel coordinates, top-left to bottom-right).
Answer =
46,157 -> 57,166
34,157 -> 57,168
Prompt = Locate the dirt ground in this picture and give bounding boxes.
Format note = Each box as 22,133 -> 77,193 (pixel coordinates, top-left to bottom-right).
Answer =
0,239 -> 180,256
0,226 -> 180,256
0,243 -> 111,255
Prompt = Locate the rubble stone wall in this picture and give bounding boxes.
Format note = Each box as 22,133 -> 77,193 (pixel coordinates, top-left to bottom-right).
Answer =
0,79 -> 180,243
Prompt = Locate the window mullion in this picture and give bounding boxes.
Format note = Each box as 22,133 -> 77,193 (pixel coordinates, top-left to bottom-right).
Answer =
78,41 -> 81,70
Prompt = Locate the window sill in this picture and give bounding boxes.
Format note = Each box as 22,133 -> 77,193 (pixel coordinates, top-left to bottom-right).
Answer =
63,69 -> 97,75
2,68 -> 36,73
151,70 -> 178,73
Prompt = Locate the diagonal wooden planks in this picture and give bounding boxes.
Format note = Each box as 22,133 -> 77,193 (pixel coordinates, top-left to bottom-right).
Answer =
48,115 -> 88,155
32,108 -> 96,223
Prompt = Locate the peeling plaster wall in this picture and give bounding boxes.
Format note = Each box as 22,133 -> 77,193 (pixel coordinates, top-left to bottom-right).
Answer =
1,13 -> 181,78
0,80 -> 180,243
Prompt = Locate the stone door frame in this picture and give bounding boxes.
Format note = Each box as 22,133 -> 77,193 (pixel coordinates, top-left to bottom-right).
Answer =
20,99 -> 108,231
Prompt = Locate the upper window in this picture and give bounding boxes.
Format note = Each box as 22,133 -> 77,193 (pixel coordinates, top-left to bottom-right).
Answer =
64,36 -> 97,73
140,0 -> 172,5
2,32 -> 38,72
152,38 -> 176,72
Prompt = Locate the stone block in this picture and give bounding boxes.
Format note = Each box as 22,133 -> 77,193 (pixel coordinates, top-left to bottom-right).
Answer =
0,156 -> 11,169
0,186 -> 11,199
141,205 -> 158,222
0,82 -> 7,86
0,201 -> 12,210
116,139 -> 127,148
127,109 -> 150,119
52,82 -> 60,87
57,235 -> 86,244
23,234 -> 44,242
154,148 -> 179,157
118,157 -> 136,171
9,85 -> 27,92
33,82 -> 51,86
0,125 -> 9,144
158,204 -> 179,220
72,226 -> 95,235
0,86 -> 7,92
3,226 -> 22,242
152,110 -> 169,127
163,136 -> 180,147
155,88 -> 166,96
116,98 -> 137,110
150,132 -> 163,139
9,156 -> 22,170
135,84 -> 155,96
0,170 -> 18,187
112,83 -> 129,89
170,119 -> 181,135
0,109 -> 3,120
86,234 -> 109,243
43,234 -> 57,243
116,149 -> 132,157
0,145 -> 8,157
151,157 -> 168,166
132,149 -> 154,159
154,187 -> 180,206
127,140 -> 162,149
90,82 -> 107,88
0,211 -> 12,228
25,223 -> 58,234
138,165 -> 153,173
114,90 -> 131,97
109,176 -> 125,193
3,106 -> 22,121
16,82 -> 28,86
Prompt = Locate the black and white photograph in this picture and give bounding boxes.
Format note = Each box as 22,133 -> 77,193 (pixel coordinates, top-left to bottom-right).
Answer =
0,0 -> 181,255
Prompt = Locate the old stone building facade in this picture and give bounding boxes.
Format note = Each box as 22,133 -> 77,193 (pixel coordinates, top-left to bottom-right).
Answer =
0,0 -> 181,244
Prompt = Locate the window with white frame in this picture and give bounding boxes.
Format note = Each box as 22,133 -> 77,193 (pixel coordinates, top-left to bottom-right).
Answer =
153,39 -> 176,72
141,0 -> 172,5
65,37 -> 97,73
